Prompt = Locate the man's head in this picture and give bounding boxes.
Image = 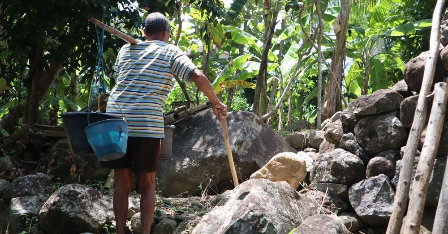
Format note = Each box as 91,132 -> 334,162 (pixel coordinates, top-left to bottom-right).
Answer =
144,12 -> 170,42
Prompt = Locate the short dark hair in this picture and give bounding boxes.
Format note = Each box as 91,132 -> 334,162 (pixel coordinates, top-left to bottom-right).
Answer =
144,12 -> 170,35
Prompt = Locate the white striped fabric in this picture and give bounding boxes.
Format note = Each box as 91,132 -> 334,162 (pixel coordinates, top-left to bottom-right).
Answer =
106,40 -> 197,138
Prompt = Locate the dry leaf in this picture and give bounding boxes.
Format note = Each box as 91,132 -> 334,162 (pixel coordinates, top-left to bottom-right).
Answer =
70,164 -> 76,177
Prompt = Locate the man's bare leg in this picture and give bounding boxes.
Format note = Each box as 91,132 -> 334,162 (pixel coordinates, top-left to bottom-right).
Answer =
138,172 -> 157,234
114,168 -> 132,234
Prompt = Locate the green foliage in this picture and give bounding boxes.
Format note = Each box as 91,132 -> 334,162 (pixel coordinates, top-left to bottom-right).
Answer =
19,214 -> 39,234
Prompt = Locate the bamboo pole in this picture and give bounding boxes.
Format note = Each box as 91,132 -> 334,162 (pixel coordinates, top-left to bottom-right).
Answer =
386,0 -> 445,233
220,117 -> 239,187
433,147 -> 448,234
402,82 -> 448,234
88,19 -> 139,45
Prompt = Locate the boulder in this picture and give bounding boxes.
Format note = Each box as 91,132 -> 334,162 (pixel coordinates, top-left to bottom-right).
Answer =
45,139 -> 110,183
287,132 -> 309,150
400,95 -> 419,128
192,179 -> 319,234
405,51 -> 446,93
366,157 -> 396,179
441,45 -> 448,70
319,139 -> 336,154
349,174 -> 395,225
322,112 -> 342,131
296,151 -> 314,173
421,121 -> 448,157
392,157 -> 446,207
308,130 -> 324,149
339,133 -> 369,166
338,210 -> 364,233
130,212 -> 142,233
0,179 -> 11,206
127,196 -> 140,218
324,120 -> 343,145
309,183 -> 349,202
354,111 -> 407,155
5,173 -> 53,201
0,156 -> 13,174
250,152 -> 307,190
391,80 -> 412,98
376,150 -> 401,163
287,119 -> 313,131
293,214 -> 350,234
345,89 -> 403,116
310,149 -> 365,186
340,110 -> 359,133
153,218 -> 177,234
441,9 -> 448,46
304,189 -> 348,214
39,184 -> 113,234
157,111 -> 295,196
9,196 -> 46,234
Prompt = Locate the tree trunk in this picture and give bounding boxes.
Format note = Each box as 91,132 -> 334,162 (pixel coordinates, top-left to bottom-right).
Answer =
226,87 -> 235,110
386,1 -> 445,233
322,0 -> 351,120
287,87 -> 293,126
253,1 -> 281,116
68,73 -> 78,112
402,82 -> 448,234
175,1 -> 182,46
25,45 -> 44,125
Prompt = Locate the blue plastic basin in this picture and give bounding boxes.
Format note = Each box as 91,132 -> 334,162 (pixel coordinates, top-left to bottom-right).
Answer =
85,119 -> 128,161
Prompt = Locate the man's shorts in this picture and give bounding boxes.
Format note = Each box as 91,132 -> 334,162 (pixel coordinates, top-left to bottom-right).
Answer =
99,137 -> 161,173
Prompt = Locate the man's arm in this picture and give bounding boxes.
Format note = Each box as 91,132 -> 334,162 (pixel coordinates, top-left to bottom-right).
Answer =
189,68 -> 228,119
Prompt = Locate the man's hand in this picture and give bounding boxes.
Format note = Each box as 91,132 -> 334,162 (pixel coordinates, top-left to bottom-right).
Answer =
212,102 -> 228,120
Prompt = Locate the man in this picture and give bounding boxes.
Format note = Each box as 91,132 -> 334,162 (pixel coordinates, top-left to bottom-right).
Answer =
103,12 -> 228,234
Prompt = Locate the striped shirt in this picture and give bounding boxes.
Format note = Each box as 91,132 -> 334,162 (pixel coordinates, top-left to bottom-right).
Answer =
106,40 -> 197,138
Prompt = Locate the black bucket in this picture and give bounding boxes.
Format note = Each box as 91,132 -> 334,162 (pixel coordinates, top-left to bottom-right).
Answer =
61,112 -> 120,155
160,125 -> 175,160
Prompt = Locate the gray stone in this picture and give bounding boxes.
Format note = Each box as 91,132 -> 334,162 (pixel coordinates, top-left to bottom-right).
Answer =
157,111 -> 295,196
421,121 -> 448,157
308,130 -> 324,149
375,150 -> 401,163
0,179 -> 11,205
392,157 -> 446,207
287,119 -> 313,131
354,111 -> 407,155
324,120 -> 343,145
340,110 -> 359,133
39,184 -> 113,234
309,183 -> 349,202
330,111 -> 342,122
287,132 -> 309,150
391,80 -> 412,98
153,218 -> 177,234
339,133 -> 369,166
304,190 -> 349,214
6,173 -> 53,200
405,51 -> 446,93
130,212 -> 142,233
127,196 -> 140,218
192,179 -> 319,234
9,196 -> 46,234
400,95 -> 419,128
345,89 -> 404,116
0,157 -> 13,174
310,149 -> 365,186
338,210 -> 364,232
293,214 -> 350,234
296,151 -> 314,173
441,45 -> 448,70
46,139 -> 110,183
349,174 -> 395,225
441,9 -> 448,46
366,157 -> 396,179
319,139 -> 336,154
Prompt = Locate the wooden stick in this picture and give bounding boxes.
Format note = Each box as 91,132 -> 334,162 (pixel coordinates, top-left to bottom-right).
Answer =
386,0 -> 445,233
220,116 -> 239,187
402,82 -> 448,234
433,138 -> 448,233
88,19 -> 139,45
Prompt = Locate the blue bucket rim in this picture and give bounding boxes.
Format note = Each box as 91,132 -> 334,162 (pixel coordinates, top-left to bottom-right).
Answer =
84,118 -> 128,132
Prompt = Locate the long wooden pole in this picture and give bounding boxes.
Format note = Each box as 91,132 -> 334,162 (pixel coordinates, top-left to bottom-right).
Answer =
220,117 -> 239,187
386,0 -> 445,233
433,142 -> 448,233
402,82 -> 448,234
88,19 -> 139,45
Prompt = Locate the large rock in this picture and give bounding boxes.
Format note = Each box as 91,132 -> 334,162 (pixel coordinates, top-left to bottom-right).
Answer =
391,80 -> 412,98
339,133 -> 369,166
441,45 -> 448,70
421,121 -> 448,157
296,151 -> 314,172
304,190 -> 348,214
392,157 -> 446,207
405,51 -> 446,93
324,120 -> 343,145
293,214 -> 350,234
345,89 -> 403,116
309,183 -> 349,202
338,210 -> 364,233
5,173 -> 53,200
319,139 -> 336,154
39,184 -> 113,234
354,111 -> 407,156
9,196 -> 46,234
308,130 -> 324,149
441,9 -> 448,46
287,119 -> 313,131
400,95 -> 420,128
349,174 -> 395,225
250,152 -> 307,190
46,139 -> 110,183
153,218 -> 177,234
287,132 -> 309,150
340,110 -> 359,133
310,149 -> 365,186
192,179 -> 319,234
0,179 -> 11,206
366,157 -> 395,179
157,111 -> 295,196
0,157 -> 13,174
